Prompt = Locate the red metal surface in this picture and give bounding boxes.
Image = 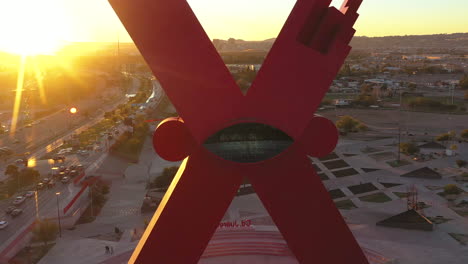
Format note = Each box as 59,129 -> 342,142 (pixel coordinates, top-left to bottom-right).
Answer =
63,182 -> 88,215
109,0 -> 368,263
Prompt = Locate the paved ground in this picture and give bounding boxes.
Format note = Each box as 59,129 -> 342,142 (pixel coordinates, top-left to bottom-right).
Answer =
38,129 -> 179,264
33,118 -> 468,264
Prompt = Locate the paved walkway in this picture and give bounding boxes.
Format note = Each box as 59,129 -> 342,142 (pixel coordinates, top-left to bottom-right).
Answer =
38,134 -> 172,264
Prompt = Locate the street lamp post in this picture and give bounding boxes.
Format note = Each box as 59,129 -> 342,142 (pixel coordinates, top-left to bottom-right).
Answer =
397,88 -> 402,163
55,192 -> 62,238
34,190 -> 39,219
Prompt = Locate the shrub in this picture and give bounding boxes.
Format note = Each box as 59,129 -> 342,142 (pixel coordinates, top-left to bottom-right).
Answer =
399,142 -> 419,155
336,116 -> 365,133
444,184 -> 461,195
436,133 -> 450,142
461,129 -> 468,139
456,160 -> 467,168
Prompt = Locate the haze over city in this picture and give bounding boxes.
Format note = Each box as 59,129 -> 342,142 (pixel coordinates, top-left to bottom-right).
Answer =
1,0 -> 468,55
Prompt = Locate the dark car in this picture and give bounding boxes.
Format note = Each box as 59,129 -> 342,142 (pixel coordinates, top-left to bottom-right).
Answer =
47,180 -> 56,188
69,170 -> 78,177
69,165 -> 77,170
77,164 -> 84,171
5,206 -> 16,214
11,209 -> 23,217
37,182 -> 45,190
53,156 -> 66,162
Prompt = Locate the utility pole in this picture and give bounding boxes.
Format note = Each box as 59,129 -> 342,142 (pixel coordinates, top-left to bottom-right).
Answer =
90,184 -> 94,218
35,191 -> 39,219
55,192 -> 62,238
397,88 -> 402,163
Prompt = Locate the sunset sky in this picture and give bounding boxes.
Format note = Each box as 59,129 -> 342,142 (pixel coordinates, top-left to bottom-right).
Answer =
0,0 -> 467,54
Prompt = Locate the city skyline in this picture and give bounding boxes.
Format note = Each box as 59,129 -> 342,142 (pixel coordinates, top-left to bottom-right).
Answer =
1,0 -> 468,55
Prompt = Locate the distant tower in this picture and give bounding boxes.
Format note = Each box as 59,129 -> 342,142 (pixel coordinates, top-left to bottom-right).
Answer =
407,185 -> 423,214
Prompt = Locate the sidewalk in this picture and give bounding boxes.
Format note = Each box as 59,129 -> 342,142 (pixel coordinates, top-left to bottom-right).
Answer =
38,135 -> 165,264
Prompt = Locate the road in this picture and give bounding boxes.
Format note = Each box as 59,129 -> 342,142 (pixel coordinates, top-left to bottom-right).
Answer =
0,77 -> 141,249
0,145 -> 111,247
0,77 -> 141,181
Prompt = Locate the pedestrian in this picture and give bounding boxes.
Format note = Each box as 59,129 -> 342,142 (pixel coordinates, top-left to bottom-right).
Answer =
105,246 -> 109,254
110,246 -> 114,255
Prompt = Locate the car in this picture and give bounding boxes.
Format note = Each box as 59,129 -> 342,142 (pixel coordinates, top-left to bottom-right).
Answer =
5,206 -> 16,214
42,178 -> 50,184
77,164 -> 84,171
11,209 -> 23,217
58,172 -> 66,179
69,170 -> 78,177
25,124 -> 32,128
24,191 -> 35,198
61,176 -> 70,183
53,156 -> 65,162
12,196 -> 26,205
59,166 -> 66,172
47,180 -> 56,188
0,220 -> 8,230
69,165 -> 77,170
15,159 -> 24,164
37,182 -> 45,190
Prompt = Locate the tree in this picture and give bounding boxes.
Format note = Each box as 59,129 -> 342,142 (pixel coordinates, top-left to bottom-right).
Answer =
448,130 -> 456,140
5,164 -> 19,178
444,184 -> 461,195
104,111 -> 113,119
460,74 -> 468,90
436,133 -> 450,142
336,116 -> 364,133
33,220 -> 58,248
19,168 -> 40,186
456,160 -> 467,168
462,129 -> 468,139
90,185 -> 106,207
152,166 -> 179,188
399,142 -> 419,155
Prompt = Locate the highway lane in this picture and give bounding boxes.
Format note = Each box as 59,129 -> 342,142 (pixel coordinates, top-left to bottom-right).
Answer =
0,77 -> 141,181
0,117 -> 129,249
0,177 -> 74,246
0,76 -> 142,250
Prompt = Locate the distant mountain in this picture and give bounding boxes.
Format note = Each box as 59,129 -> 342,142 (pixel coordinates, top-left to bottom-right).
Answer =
213,33 -> 468,52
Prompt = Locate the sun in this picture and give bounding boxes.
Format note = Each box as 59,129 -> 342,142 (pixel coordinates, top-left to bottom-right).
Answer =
0,0 -> 68,55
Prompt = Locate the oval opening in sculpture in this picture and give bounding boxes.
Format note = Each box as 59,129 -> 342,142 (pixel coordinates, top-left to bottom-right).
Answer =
203,123 -> 293,163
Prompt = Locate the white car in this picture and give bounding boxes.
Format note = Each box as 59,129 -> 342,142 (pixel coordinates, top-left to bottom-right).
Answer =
61,176 -> 70,183
24,191 -> 35,198
12,196 -> 26,205
0,221 -> 8,230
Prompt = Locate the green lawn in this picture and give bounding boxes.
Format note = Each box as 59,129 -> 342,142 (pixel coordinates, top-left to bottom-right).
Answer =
393,192 -> 409,198
335,199 -> 357,210
359,192 -> 392,203
387,159 -> 411,168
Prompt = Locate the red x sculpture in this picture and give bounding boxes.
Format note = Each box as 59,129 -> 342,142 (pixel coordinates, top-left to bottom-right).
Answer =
109,0 -> 368,263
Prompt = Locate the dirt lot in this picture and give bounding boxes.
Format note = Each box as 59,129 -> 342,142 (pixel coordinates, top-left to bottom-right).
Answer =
321,108 -> 468,137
